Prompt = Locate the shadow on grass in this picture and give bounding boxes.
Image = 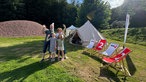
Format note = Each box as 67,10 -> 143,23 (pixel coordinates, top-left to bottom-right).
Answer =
0,37 -> 85,62
0,38 -> 84,81
0,40 -> 43,61
65,38 -> 85,53
0,60 -> 57,81
82,51 -> 102,63
82,52 -> 122,82
99,67 -> 121,82
17,57 -> 32,63
126,55 -> 136,75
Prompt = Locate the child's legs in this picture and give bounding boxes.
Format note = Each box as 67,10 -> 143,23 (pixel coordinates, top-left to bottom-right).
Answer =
42,41 -> 50,59
58,50 -> 60,60
47,42 -> 51,54
43,41 -> 50,53
64,45 -> 66,54
61,50 -> 64,59
64,49 -> 67,58
48,50 -> 52,59
42,42 -> 47,59
52,52 -> 56,59
43,42 -> 47,54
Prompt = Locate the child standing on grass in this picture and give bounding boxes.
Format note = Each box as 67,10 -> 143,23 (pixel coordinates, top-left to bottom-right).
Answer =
57,34 -> 65,61
56,25 -> 68,59
40,24 -> 54,62
49,33 -> 57,62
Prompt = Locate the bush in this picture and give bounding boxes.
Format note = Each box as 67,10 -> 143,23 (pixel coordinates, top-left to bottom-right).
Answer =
101,27 -> 146,46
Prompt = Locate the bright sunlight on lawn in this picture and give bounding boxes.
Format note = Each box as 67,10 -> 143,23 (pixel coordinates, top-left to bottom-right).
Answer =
0,36 -> 146,82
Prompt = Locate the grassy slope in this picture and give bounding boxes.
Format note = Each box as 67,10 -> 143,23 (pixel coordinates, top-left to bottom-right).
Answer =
101,27 -> 146,46
0,37 -> 83,82
0,36 -> 146,82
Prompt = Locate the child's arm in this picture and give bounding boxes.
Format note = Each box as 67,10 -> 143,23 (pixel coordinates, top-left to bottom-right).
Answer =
42,25 -> 48,34
46,34 -> 51,41
50,23 -> 54,33
63,24 -> 66,35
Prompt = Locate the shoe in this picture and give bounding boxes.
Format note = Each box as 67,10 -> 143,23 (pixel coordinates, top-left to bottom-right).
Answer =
47,56 -> 52,60
65,56 -> 68,59
40,59 -> 44,63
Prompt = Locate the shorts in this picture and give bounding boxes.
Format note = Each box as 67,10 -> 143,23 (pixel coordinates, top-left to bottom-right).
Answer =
58,47 -> 64,50
43,41 -> 50,53
51,52 -> 56,54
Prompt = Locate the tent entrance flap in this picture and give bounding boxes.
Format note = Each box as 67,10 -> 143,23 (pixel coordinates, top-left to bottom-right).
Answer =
71,32 -> 82,45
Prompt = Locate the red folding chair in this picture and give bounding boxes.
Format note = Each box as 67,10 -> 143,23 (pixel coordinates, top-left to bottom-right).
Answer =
83,39 -> 107,55
102,47 -> 132,76
93,39 -> 107,52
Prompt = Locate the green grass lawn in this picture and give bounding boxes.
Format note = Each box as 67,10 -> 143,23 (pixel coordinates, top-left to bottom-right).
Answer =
0,36 -> 146,82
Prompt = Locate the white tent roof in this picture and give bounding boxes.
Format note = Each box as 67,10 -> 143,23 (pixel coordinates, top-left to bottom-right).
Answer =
67,25 -> 77,30
71,20 -> 105,46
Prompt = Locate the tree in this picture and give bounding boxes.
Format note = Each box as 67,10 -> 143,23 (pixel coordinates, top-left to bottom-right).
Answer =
0,0 -> 12,21
111,0 -> 146,27
0,0 -> 78,28
76,0 -> 95,26
92,1 -> 111,29
62,4 -> 77,26
76,0 -> 111,29
24,0 -> 51,24
0,0 -> 26,21
130,9 -> 146,27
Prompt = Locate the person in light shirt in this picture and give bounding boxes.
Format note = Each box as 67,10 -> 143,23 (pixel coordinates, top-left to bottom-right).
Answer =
56,24 -> 68,59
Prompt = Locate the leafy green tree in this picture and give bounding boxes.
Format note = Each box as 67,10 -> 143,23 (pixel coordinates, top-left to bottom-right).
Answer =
92,1 -> 111,29
0,0 -> 11,21
76,0 -> 95,26
76,0 -> 111,29
0,0 -> 78,28
0,0 -> 26,21
111,0 -> 146,27
62,4 -> 77,26
24,0 -> 50,24
130,9 -> 146,27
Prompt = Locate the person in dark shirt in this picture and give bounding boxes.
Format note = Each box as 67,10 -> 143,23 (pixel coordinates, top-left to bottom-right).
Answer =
40,23 -> 54,62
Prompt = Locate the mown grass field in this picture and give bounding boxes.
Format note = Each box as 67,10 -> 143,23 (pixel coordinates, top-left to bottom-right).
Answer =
0,36 -> 146,82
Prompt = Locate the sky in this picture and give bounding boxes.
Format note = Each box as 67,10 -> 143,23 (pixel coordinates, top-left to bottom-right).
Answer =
67,0 -> 125,8
103,0 -> 125,8
67,0 -> 83,4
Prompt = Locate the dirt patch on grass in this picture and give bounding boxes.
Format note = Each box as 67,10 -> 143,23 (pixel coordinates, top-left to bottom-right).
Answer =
0,20 -> 44,37
65,59 -> 101,82
76,66 -> 99,82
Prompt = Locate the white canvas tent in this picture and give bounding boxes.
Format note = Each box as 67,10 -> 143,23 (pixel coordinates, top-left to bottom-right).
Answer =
70,20 -> 105,46
66,25 -> 77,37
